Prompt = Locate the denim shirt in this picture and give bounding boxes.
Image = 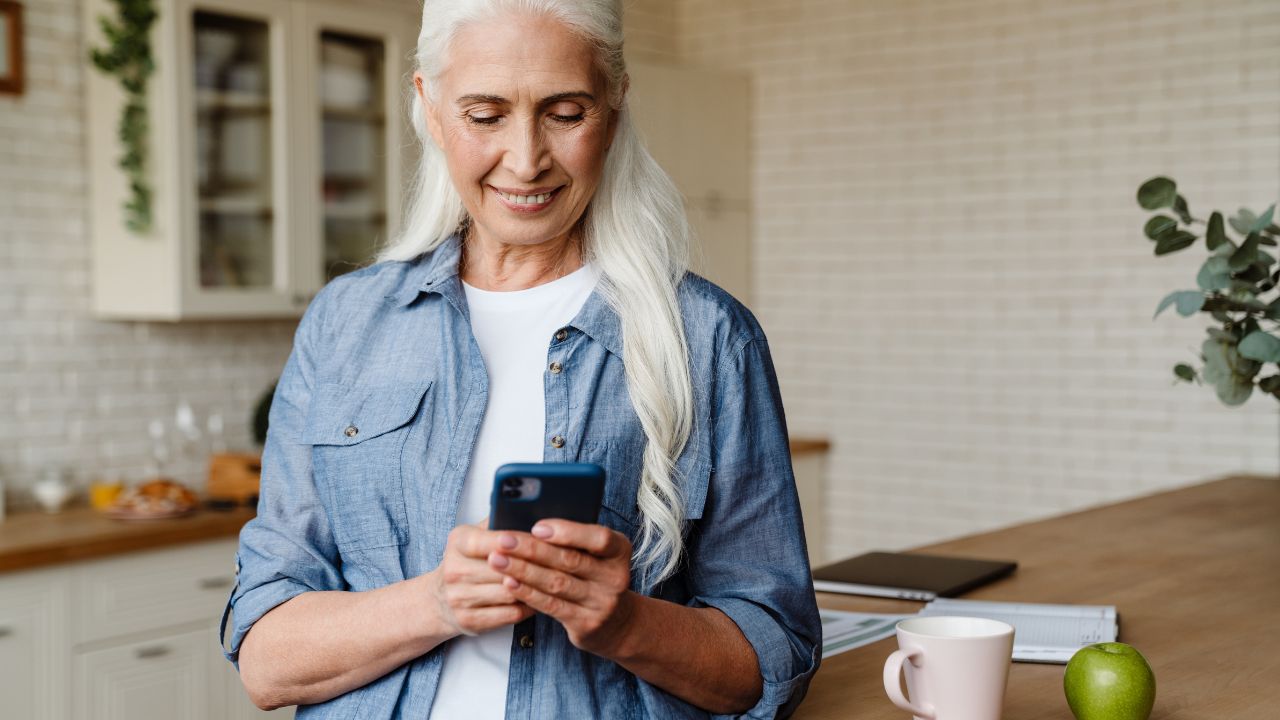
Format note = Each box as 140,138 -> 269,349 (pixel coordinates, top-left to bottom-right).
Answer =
219,233 -> 822,718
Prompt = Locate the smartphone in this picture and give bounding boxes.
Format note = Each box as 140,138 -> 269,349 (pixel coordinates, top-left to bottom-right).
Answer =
488,462 -> 606,532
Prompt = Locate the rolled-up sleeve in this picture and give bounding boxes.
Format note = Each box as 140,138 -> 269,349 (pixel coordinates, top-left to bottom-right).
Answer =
219,290 -> 344,672
687,336 -> 823,719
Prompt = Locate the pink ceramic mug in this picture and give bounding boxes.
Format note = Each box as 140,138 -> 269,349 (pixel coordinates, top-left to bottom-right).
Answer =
882,616 -> 1015,720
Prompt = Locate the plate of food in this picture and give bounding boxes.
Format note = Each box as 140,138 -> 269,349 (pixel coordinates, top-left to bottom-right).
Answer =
104,479 -> 201,520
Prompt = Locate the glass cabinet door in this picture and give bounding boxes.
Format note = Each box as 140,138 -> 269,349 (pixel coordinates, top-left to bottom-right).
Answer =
191,10 -> 276,289
317,31 -> 388,282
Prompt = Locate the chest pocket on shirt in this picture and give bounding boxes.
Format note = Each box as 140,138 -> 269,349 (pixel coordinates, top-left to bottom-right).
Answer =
581,438 -> 709,538
302,380 -> 433,552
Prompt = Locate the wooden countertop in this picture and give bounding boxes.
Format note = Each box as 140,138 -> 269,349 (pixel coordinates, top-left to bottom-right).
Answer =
0,503 -> 255,574
790,437 -> 831,456
797,474 -> 1280,719
0,437 -> 830,575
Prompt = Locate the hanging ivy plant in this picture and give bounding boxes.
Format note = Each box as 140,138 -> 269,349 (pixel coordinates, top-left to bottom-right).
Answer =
88,0 -> 159,235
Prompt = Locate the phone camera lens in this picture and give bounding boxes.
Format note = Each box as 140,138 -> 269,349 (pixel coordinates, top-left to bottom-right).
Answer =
501,487 -> 520,498
502,477 -> 521,488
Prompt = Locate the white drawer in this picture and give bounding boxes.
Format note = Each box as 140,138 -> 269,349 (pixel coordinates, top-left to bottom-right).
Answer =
0,567 -> 72,719
74,539 -> 239,645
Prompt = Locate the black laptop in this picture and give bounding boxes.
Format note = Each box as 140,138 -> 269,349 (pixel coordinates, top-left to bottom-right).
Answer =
812,551 -> 1017,601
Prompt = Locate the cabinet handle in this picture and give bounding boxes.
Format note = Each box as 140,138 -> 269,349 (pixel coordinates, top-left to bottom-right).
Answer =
0,626 -> 12,638
135,645 -> 171,659
199,576 -> 234,590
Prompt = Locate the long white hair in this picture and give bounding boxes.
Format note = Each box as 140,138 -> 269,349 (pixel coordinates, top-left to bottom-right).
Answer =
377,0 -> 695,587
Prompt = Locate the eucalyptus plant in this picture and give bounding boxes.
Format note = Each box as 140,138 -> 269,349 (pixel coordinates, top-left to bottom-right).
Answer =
1139,176 -> 1280,405
88,0 -> 158,234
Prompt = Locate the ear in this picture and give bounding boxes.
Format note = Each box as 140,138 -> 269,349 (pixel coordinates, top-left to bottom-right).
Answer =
605,73 -> 629,150
415,71 -> 445,149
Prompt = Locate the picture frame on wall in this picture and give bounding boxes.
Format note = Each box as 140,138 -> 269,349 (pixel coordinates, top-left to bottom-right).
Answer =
0,1 -> 23,96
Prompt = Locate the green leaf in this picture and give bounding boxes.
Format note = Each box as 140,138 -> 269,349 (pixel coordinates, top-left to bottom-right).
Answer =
1217,376 -> 1255,405
1260,235 -> 1278,247
1260,375 -> 1280,394
1174,364 -> 1197,382
1173,195 -> 1192,224
1230,208 -> 1258,235
1154,290 -> 1205,318
1144,215 -> 1178,240
1266,298 -> 1280,321
1239,331 -> 1280,362
1202,338 -> 1261,406
1137,177 -> 1177,210
1154,230 -> 1197,255
1206,211 -> 1228,251
1234,264 -> 1268,283
1197,256 -> 1231,291
1229,232 -> 1261,271
1207,327 -> 1235,342
1252,204 -> 1275,233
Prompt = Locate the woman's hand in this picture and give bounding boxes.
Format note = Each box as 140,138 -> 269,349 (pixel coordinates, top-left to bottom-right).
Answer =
486,519 -> 637,657
430,518 -> 535,637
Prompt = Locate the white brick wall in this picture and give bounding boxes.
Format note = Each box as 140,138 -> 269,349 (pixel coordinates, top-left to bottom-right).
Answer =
676,0 -> 1280,559
0,0 -> 677,511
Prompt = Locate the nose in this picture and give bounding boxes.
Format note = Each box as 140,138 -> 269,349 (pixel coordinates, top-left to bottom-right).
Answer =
502,116 -> 552,180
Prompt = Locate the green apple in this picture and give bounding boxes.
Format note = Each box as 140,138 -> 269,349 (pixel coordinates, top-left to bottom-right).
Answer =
1063,642 -> 1156,720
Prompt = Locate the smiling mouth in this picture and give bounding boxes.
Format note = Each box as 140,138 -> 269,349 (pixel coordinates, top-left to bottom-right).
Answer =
490,185 -> 564,211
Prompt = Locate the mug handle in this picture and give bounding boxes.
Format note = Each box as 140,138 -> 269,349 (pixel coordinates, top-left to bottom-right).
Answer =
883,648 -> 936,720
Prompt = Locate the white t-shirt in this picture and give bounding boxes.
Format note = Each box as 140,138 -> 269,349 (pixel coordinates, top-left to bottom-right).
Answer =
428,261 -> 601,719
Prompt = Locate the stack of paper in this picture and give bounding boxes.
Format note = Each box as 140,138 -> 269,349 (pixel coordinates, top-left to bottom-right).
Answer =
918,598 -> 1118,664
819,610 -> 914,658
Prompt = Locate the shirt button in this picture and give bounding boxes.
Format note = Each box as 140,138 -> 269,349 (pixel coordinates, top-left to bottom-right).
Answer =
550,435 -> 565,449
549,361 -> 563,374
344,425 -> 359,437
555,328 -> 568,342
519,634 -> 534,649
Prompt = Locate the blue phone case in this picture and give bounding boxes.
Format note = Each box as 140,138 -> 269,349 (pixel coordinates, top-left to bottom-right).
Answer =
489,462 -> 606,532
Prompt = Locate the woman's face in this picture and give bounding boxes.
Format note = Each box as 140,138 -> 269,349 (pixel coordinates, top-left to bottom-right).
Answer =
416,14 -> 619,252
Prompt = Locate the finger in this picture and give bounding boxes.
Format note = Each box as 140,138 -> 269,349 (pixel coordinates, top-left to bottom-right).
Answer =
442,579 -> 522,609
451,524 -> 503,559
502,573 -> 578,624
452,603 -> 535,636
494,533 -> 599,579
532,519 -> 628,558
441,555 -> 509,585
489,551 -> 592,604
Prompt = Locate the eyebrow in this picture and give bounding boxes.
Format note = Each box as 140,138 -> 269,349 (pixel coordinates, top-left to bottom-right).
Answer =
455,91 -> 596,106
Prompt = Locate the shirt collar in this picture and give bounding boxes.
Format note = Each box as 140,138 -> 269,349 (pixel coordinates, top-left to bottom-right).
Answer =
386,231 -> 624,359
568,286 -> 623,359
386,232 -> 464,308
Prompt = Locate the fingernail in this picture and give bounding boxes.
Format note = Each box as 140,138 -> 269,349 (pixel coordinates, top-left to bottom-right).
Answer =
531,524 -> 552,538
499,534 -> 517,549
504,576 -> 520,589
490,553 -> 509,568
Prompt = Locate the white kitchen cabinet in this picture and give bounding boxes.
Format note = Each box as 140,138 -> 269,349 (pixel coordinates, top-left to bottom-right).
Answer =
74,538 -> 239,645
84,0 -> 418,320
0,567 -> 72,719
74,626 -> 215,720
0,537 -> 296,719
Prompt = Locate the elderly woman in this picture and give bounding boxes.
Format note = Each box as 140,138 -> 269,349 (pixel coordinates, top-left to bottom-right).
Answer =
219,0 -> 820,717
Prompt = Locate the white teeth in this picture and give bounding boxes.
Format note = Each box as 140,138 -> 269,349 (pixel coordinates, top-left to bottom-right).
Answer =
498,190 -> 553,204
